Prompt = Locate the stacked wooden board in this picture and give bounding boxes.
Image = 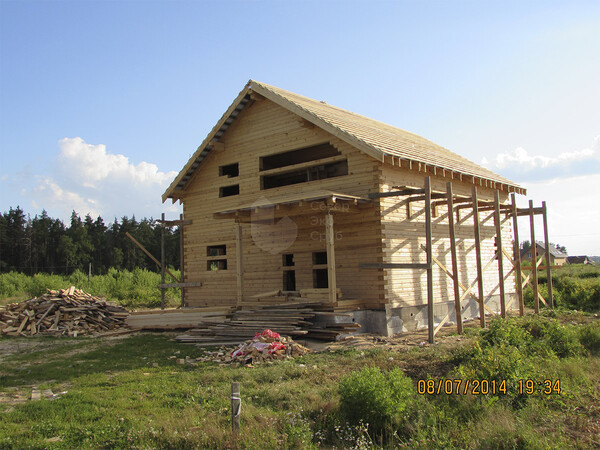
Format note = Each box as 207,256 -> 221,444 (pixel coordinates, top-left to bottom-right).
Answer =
126,307 -> 232,330
0,287 -> 129,337
174,300 -> 361,344
175,302 -> 315,345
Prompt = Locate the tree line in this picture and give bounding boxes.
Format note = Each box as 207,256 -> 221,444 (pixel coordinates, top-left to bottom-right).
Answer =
0,207 -> 180,275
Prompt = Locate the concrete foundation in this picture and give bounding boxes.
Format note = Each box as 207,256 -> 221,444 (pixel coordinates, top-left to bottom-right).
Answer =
321,294 -> 518,337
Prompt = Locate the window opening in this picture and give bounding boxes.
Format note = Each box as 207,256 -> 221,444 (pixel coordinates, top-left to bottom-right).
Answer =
219,163 -> 239,178
283,270 -> 296,291
220,184 -> 239,197
261,160 -> 348,190
260,143 -> 340,171
313,269 -> 328,288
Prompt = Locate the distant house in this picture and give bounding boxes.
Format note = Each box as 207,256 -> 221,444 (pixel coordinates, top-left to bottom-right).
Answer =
521,242 -> 567,266
566,256 -> 591,265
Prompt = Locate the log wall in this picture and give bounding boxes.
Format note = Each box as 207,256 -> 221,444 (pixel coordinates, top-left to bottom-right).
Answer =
378,165 -> 516,308
180,98 -> 384,307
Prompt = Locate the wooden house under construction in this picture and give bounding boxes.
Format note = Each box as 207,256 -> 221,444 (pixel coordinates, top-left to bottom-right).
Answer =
163,80 -> 541,337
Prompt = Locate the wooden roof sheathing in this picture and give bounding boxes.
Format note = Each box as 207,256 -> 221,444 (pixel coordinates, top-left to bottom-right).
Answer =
163,80 -> 523,201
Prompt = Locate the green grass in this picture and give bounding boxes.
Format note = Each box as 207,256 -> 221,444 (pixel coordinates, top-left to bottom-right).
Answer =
0,268 -> 182,309
1,313 -> 600,448
524,264 -> 600,312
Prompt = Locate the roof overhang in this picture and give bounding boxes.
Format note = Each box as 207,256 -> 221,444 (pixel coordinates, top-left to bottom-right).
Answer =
163,80 -> 526,202
213,191 -> 371,221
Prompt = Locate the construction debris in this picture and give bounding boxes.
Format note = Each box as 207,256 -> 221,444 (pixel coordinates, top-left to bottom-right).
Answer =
0,286 -> 129,337
178,329 -> 312,365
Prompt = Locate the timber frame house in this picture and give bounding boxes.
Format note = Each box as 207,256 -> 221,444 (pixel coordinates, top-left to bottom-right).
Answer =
162,80 -> 554,341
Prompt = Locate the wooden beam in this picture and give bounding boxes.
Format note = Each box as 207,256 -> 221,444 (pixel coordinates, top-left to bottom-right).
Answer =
422,247 -> 498,336
235,222 -> 244,306
529,201 -> 539,313
258,155 -> 347,177
425,177 -> 434,344
359,263 -> 429,270
158,282 -> 203,289
472,186 -> 486,328
249,90 -> 265,101
368,188 -> 425,199
125,232 -> 180,284
405,193 -> 447,203
447,182 -> 463,334
494,190 -> 506,318
179,213 -> 185,308
158,219 -> 193,227
160,213 -> 166,310
511,194 -> 524,316
513,207 -> 544,217
459,253 -> 498,305
325,213 -> 337,304
431,197 -> 472,208
542,201 -> 554,308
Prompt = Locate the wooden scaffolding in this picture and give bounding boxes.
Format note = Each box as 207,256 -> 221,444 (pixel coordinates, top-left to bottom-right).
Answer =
366,176 -> 554,343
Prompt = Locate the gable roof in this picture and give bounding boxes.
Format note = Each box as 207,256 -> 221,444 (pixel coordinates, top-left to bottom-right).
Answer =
163,80 -> 525,202
566,256 -> 589,264
537,241 -> 568,258
521,242 -> 568,258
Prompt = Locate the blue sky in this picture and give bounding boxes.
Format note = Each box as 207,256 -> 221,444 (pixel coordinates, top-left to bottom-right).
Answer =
1,0 -> 599,254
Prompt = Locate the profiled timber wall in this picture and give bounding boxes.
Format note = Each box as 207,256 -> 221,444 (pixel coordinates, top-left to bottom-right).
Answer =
379,166 -> 516,315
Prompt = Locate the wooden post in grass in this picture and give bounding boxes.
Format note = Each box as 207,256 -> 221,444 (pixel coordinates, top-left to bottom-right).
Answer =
161,213 -> 166,310
529,201 -> 539,313
425,177 -> 434,343
231,382 -> 241,434
542,201 -> 554,308
472,186 -> 486,328
511,194 -> 524,316
446,182 -> 463,334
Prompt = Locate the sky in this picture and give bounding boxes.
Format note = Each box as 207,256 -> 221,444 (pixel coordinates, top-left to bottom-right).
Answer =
0,0 -> 599,255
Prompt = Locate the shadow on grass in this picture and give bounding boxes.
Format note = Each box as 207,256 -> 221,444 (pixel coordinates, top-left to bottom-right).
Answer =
0,333 -> 206,387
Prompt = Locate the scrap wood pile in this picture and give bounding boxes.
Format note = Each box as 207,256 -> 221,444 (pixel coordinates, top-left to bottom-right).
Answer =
0,286 -> 129,337
195,329 -> 312,365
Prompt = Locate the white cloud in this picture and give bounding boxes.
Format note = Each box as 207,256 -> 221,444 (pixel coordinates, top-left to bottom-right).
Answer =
483,135 -> 600,181
21,137 -> 180,221
30,176 -> 101,218
482,136 -> 600,255
516,173 -> 600,256
57,137 -> 176,188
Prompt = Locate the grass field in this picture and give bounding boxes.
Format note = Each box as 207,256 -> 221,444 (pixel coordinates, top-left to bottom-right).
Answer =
1,265 -> 599,448
1,311 -> 599,449
0,269 -> 182,310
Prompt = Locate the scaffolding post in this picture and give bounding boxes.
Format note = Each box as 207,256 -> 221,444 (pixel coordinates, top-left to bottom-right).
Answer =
425,177 -> 434,344
529,201 -> 539,313
511,194 -> 524,316
542,201 -> 554,308
161,212 -> 166,310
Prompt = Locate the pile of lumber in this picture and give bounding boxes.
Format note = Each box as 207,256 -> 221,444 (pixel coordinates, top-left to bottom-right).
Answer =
307,311 -> 362,340
175,301 -> 317,345
127,289 -> 363,343
0,286 -> 129,337
126,307 -> 232,330
175,301 -> 360,344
